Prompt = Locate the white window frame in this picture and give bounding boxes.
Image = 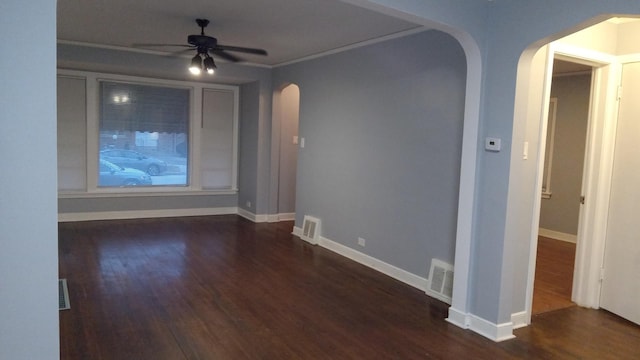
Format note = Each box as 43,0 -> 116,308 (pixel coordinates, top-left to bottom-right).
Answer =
57,69 -> 239,198
541,97 -> 557,199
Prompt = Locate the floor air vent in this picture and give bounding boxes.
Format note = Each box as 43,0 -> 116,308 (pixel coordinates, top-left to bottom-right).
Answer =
59,279 -> 70,310
427,259 -> 454,304
300,216 -> 321,245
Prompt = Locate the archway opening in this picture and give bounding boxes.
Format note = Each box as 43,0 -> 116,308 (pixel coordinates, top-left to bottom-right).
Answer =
512,15 -> 640,327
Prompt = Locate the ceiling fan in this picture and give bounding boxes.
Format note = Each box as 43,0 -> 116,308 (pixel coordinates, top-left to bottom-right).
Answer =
135,18 -> 268,74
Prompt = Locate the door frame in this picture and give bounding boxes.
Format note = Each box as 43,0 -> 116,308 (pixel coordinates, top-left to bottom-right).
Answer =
523,42 -> 620,325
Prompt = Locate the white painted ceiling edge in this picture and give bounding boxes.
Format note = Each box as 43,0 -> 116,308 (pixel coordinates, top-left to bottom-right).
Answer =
56,0 -> 425,66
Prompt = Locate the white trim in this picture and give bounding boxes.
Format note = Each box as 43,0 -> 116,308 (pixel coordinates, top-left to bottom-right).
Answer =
268,213 -> 295,222
448,32 -> 483,333
553,44 -> 618,65
468,315 -> 516,342
277,212 -> 296,221
511,311 -> 529,330
542,97 -> 558,196
520,43 -> 619,324
58,207 -> 237,222
238,209 -> 294,223
237,208 -> 269,223
274,27 -> 427,67
56,68 -> 240,196
617,53 -> 640,64
292,227 -> 428,291
538,228 -> 577,243
292,226 -> 302,237
447,310 -> 516,342
58,207 -> 294,224
320,234 -> 428,290
547,44 -> 620,310
446,307 -> 470,329
58,189 -> 237,199
572,60 -> 620,309
522,44 -> 556,330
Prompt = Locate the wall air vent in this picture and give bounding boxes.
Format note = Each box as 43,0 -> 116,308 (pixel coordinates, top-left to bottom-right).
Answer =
300,215 -> 321,245
426,259 -> 454,304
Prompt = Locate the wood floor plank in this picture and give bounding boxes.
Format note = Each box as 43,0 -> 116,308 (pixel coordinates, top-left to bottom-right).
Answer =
59,216 -> 640,359
533,236 -> 577,315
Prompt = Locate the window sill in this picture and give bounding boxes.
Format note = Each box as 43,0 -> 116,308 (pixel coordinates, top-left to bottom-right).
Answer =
58,189 -> 238,199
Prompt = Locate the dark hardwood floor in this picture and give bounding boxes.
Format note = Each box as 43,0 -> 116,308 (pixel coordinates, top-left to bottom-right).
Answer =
532,236 -> 577,315
59,216 -> 640,359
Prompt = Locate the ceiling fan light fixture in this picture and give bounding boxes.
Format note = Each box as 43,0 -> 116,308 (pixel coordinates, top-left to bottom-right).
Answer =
203,56 -> 217,75
189,54 -> 202,75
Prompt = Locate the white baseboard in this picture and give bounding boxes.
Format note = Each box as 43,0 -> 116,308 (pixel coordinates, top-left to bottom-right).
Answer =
58,207 -> 238,222
292,226 -> 428,292
237,208 -> 268,223
510,311 -> 529,330
297,223 -> 518,343
267,213 -> 295,222
292,226 -> 302,237
446,308 -> 516,342
239,209 -> 295,223
538,228 -> 577,243
469,314 -> 515,342
60,207 -> 294,224
446,307 -> 470,328
277,212 -> 296,221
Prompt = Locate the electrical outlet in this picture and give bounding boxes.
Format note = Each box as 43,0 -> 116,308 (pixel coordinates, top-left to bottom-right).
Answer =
358,237 -> 366,247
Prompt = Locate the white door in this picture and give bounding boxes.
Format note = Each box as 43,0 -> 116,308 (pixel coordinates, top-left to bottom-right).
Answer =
600,61 -> 640,325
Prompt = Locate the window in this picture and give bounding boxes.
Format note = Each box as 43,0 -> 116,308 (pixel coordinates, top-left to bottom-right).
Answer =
99,81 -> 189,187
542,97 -> 557,199
57,70 -> 239,196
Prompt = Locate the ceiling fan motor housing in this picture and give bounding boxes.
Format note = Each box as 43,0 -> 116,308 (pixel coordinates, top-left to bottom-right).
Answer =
188,35 -> 218,48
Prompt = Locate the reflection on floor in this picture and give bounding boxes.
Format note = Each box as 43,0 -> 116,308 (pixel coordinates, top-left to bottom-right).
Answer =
532,236 -> 577,315
58,217 -> 640,359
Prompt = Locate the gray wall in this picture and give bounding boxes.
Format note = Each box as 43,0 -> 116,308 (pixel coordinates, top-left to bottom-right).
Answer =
540,74 -> 591,235
238,81 -> 261,212
273,30 -> 466,277
57,44 -> 273,216
0,0 -> 59,358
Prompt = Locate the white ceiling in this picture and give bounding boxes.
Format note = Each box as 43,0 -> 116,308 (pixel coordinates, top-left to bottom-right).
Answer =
57,0 -> 423,66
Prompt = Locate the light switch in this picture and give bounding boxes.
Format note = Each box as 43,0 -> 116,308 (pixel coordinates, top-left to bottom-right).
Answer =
293,135 -> 299,145
485,137 -> 501,152
300,137 -> 305,148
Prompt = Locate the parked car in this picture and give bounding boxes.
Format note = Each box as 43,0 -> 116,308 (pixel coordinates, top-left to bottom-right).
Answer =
99,149 -> 167,175
98,159 -> 152,187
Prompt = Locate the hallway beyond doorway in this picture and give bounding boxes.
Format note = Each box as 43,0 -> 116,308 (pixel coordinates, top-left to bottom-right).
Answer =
532,236 -> 576,315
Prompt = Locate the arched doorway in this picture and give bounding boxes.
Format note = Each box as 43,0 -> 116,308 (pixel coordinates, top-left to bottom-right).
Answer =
513,16 -> 640,327
277,84 -> 300,219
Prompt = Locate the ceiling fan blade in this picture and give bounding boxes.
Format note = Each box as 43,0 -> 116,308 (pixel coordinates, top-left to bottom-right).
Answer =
165,48 -> 197,57
132,43 -> 193,48
216,44 -> 268,56
211,50 -> 241,62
